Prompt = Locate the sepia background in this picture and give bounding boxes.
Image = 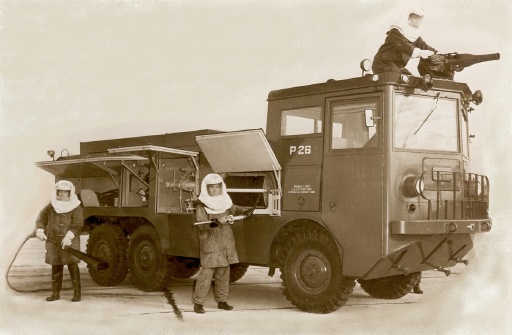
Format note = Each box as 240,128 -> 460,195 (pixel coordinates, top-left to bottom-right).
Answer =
1,0 -> 511,334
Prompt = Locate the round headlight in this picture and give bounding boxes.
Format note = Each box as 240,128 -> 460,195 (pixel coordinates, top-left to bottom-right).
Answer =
403,176 -> 424,198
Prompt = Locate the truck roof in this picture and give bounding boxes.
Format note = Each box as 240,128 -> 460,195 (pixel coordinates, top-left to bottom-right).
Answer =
80,129 -> 223,155
267,72 -> 473,100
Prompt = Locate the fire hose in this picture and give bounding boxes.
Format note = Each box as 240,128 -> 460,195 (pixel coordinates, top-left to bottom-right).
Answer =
6,233 -> 109,293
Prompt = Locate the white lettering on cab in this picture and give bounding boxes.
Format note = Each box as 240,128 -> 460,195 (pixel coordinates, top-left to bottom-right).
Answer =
290,145 -> 312,155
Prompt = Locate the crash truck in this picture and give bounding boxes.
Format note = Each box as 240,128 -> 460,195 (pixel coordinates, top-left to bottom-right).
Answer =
36,61 -> 492,314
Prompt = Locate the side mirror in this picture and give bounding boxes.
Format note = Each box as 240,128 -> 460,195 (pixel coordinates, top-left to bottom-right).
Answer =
472,90 -> 483,105
365,109 -> 380,127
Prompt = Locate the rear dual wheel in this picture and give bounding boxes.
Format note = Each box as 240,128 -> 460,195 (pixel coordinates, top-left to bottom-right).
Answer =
86,223 -> 128,286
128,225 -> 172,291
229,263 -> 249,283
170,259 -> 248,282
170,257 -> 200,279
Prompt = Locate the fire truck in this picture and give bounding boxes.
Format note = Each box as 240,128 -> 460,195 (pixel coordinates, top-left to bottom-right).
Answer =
36,62 -> 491,313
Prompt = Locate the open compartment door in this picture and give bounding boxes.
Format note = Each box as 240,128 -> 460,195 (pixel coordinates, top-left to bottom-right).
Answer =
196,129 -> 281,215
35,154 -> 147,178
195,129 -> 280,173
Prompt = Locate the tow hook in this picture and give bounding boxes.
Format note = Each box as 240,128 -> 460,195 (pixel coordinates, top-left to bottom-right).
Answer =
392,264 -> 411,276
450,257 -> 469,266
437,267 -> 451,276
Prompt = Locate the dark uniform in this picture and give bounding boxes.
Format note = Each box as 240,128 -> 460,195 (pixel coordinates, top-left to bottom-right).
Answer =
372,28 -> 437,75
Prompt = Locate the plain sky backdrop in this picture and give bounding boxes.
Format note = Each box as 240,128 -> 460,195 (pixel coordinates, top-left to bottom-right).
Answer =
1,0 -> 511,333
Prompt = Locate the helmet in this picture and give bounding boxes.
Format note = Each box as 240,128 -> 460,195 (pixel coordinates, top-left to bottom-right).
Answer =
407,6 -> 424,29
198,173 -> 232,213
55,180 -> 73,201
391,6 -> 425,42
203,173 -> 224,186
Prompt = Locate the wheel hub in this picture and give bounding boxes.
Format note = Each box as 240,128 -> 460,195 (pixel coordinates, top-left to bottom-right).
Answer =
95,242 -> 111,262
136,243 -> 156,274
294,249 -> 331,295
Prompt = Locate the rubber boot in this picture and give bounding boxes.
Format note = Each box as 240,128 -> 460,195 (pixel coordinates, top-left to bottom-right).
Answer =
68,264 -> 81,302
218,302 -> 234,310
194,303 -> 205,314
46,265 -> 63,301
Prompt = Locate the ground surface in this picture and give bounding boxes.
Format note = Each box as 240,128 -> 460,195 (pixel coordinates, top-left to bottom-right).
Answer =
0,236 -> 502,335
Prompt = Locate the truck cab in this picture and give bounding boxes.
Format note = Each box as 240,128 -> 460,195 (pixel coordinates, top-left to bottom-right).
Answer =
265,71 -> 490,280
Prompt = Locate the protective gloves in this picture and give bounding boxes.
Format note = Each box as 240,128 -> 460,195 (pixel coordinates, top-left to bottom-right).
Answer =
243,208 -> 254,218
412,48 -> 434,59
35,228 -> 47,241
420,50 -> 435,59
209,218 -> 220,228
61,231 -> 75,249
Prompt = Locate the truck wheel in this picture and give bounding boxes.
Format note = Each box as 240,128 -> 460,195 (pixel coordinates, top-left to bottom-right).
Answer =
170,257 -> 200,279
358,272 -> 421,299
279,228 -> 355,314
86,223 -> 128,286
229,263 -> 249,283
128,225 -> 172,291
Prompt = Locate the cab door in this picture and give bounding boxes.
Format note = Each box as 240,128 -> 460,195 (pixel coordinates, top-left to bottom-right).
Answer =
321,93 -> 385,277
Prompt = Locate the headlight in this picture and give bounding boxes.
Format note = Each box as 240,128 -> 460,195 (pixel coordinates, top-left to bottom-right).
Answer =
402,176 -> 424,198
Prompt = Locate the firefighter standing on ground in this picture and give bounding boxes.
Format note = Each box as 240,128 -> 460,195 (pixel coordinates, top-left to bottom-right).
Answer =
35,180 -> 84,302
372,6 -> 437,75
192,173 -> 252,314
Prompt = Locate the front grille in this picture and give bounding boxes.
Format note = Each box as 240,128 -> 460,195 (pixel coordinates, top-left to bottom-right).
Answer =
419,172 -> 489,220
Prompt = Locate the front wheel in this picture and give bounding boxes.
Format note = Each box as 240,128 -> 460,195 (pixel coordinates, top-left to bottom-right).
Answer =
279,228 -> 355,314
358,272 -> 421,299
128,225 -> 172,291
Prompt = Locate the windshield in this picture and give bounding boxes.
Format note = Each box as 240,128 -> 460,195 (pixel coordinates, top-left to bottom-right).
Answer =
394,93 -> 458,152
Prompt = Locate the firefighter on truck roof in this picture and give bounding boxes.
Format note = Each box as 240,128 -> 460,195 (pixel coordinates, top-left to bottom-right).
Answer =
372,6 -> 437,75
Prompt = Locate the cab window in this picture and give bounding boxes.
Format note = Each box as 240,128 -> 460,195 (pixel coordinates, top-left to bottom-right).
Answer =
281,106 -> 322,136
394,94 -> 458,152
331,100 -> 378,149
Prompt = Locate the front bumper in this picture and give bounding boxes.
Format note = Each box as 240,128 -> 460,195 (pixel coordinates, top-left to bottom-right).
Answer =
391,218 -> 492,235
363,233 -> 475,280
